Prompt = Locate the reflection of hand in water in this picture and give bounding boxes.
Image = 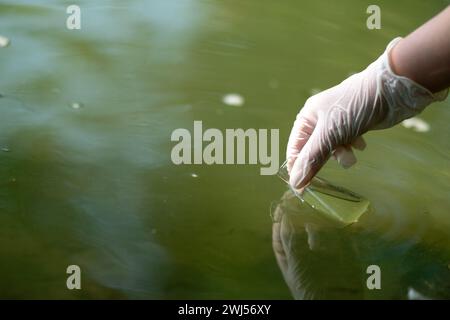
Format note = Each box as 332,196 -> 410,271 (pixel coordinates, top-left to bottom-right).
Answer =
272,190 -> 365,299
272,190 -> 450,300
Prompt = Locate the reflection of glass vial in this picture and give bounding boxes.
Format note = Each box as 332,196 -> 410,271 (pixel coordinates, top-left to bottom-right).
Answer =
277,160 -> 370,225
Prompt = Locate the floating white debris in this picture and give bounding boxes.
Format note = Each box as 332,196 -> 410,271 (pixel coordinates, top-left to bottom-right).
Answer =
407,287 -> 430,300
402,117 -> 430,133
1,147 -> 10,152
222,93 -> 244,107
0,35 -> 10,48
70,102 -> 83,109
191,173 -> 198,178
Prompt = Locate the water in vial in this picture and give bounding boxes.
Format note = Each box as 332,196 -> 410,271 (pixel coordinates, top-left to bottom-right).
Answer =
278,160 -> 370,225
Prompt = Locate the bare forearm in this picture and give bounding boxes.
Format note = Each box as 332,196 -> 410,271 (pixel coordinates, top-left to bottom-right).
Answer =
390,6 -> 450,93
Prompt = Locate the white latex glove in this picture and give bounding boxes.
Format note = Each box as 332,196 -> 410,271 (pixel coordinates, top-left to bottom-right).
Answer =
287,37 -> 448,191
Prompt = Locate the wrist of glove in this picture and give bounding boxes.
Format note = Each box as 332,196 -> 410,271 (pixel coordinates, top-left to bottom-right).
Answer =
374,37 -> 448,129
286,37 -> 449,190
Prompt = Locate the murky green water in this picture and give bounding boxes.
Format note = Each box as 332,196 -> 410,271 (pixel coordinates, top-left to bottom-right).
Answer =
0,0 -> 449,299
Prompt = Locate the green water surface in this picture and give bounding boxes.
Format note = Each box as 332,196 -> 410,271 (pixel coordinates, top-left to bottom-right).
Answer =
0,0 -> 449,299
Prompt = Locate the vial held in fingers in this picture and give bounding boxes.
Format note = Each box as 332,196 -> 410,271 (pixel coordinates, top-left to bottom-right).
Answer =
277,160 -> 370,225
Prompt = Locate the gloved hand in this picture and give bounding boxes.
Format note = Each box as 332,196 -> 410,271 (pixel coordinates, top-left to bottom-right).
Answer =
286,37 -> 448,191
